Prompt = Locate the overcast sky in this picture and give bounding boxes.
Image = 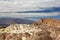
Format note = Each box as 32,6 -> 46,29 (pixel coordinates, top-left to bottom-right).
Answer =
0,0 -> 60,12
0,0 -> 60,20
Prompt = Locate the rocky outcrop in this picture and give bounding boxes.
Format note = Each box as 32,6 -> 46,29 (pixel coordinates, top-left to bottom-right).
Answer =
0,18 -> 60,40
33,18 -> 60,28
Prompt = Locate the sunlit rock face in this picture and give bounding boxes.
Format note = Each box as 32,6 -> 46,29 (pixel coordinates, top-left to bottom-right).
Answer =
0,18 -> 60,40
33,18 -> 60,28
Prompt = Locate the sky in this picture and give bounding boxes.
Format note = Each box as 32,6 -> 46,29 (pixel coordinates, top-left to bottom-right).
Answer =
0,0 -> 60,21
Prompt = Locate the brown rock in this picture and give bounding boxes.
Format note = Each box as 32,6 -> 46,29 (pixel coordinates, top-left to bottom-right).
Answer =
5,33 -> 22,40
33,18 -> 60,28
0,33 -> 5,40
0,18 -> 60,40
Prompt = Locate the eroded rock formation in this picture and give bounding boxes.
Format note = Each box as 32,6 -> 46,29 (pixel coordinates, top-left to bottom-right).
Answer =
33,18 -> 60,28
0,18 -> 60,40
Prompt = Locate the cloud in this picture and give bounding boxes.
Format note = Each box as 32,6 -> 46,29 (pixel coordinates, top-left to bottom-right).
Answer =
15,7 -> 60,13
0,13 -> 60,18
0,0 -> 60,12
0,0 -> 59,21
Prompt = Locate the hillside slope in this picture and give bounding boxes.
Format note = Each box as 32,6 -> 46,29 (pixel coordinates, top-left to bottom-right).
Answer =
0,18 -> 60,40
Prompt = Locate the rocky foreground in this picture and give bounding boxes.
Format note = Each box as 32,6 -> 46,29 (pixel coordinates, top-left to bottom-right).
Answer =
0,18 -> 60,40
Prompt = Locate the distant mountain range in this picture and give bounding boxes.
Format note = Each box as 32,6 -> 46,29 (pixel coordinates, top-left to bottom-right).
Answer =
0,17 -> 35,27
